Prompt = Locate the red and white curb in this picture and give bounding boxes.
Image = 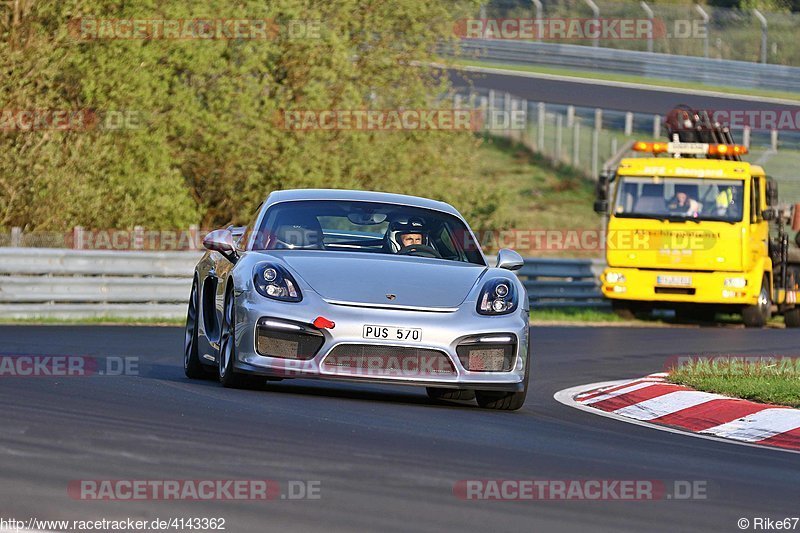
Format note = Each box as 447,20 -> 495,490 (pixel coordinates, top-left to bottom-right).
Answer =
554,373 -> 800,454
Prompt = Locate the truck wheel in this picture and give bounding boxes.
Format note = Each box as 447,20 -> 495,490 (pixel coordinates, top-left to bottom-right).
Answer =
742,277 -> 771,328
784,308 -> 800,328
611,300 -> 635,320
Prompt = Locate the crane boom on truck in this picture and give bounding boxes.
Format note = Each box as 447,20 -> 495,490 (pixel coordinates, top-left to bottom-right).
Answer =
594,106 -> 800,327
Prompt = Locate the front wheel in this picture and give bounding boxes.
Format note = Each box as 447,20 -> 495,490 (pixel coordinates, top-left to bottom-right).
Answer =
218,289 -> 254,388
184,279 -> 209,379
742,276 -> 771,328
475,389 -> 527,410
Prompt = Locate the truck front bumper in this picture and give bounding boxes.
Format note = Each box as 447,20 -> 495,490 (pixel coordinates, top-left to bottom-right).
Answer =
600,267 -> 762,306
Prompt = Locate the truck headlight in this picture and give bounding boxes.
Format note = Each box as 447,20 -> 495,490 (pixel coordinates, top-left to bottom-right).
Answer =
477,279 -> 518,315
253,263 -> 302,302
606,272 -> 626,283
723,277 -> 747,289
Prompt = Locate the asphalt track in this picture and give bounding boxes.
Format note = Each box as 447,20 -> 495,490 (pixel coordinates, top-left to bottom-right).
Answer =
447,68 -> 800,115
1,325 -> 798,533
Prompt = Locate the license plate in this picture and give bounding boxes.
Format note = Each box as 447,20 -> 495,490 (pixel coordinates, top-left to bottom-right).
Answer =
656,275 -> 692,286
363,325 -> 422,342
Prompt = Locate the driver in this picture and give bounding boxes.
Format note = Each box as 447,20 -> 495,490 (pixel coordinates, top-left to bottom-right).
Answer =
385,218 -> 430,253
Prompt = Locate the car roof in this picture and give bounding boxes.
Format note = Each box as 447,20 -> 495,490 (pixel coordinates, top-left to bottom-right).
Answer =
264,189 -> 462,218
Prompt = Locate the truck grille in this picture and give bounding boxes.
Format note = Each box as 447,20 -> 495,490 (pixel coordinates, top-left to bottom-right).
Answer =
321,344 -> 455,377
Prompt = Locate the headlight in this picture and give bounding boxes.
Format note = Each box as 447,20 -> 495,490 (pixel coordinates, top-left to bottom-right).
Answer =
477,279 -> 518,315
724,277 -> 747,288
253,263 -> 302,302
605,272 -> 626,283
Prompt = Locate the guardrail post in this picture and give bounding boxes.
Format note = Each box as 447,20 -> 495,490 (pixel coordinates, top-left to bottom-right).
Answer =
771,129 -> 778,152
640,1 -> 654,53
753,9 -> 768,64
531,0 -> 543,42
566,105 -> 575,128
10,227 -> 22,247
652,114 -> 661,138
591,129 -> 599,177
572,121 -> 581,166
624,112 -> 633,136
537,102 -> 545,151
583,0 -> 600,47
742,126 -> 751,149
520,99 -> 528,143
594,108 -> 602,132
73,226 -> 84,250
504,93 -> 512,138
695,5 -> 710,59
555,114 -> 563,161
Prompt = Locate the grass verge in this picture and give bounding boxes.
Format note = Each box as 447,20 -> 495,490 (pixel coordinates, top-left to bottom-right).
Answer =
669,359 -> 800,408
530,307 -> 624,323
451,59 -> 800,103
0,317 -> 184,326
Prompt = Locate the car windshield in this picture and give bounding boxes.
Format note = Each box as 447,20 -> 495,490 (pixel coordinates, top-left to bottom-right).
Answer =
613,176 -> 745,222
252,199 -> 485,265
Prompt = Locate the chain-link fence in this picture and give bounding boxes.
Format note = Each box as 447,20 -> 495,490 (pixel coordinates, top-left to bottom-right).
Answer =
459,87 -> 800,203
479,0 -> 800,66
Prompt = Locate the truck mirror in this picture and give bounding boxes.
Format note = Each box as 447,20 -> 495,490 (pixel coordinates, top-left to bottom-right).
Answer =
762,207 -> 777,221
766,179 -> 778,207
593,200 -> 608,214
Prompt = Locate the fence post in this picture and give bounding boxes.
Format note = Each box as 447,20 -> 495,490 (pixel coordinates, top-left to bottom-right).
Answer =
519,99 -> 528,144
743,126 -> 751,149
10,226 -> 22,247
537,102 -> 545,151
555,114 -> 563,161
591,129 -> 599,177
640,1 -> 654,53
594,108 -> 603,132
189,224 -> 200,250
611,137 -> 618,157
624,112 -> 633,136
566,105 -> 575,128
73,226 -> 84,250
572,121 -> 581,166
652,114 -> 661,139
771,129 -> 778,152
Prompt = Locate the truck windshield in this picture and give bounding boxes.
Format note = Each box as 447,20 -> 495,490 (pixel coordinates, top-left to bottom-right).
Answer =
613,176 -> 744,222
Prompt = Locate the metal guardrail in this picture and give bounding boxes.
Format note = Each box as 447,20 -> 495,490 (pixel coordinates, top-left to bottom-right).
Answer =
0,248 -> 605,318
456,39 -> 800,93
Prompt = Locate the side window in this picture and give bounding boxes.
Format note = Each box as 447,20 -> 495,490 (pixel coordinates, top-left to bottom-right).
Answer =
750,178 -> 762,223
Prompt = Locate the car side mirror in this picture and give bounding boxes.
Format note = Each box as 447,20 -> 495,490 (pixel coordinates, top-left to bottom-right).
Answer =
203,229 -> 239,263
496,248 -> 524,271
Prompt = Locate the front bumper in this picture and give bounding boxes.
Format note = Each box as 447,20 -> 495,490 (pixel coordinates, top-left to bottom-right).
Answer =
600,267 -> 761,305
232,289 -> 530,391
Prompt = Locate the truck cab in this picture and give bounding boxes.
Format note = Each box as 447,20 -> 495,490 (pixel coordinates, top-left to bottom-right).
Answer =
597,149 -> 778,326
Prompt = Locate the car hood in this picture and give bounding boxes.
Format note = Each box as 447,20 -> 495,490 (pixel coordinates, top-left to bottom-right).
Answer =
266,251 -> 486,309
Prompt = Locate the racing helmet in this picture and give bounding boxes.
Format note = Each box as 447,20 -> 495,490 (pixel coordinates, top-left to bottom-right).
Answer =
385,217 -> 429,253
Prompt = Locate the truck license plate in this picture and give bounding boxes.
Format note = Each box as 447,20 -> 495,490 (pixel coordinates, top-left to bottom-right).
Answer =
656,275 -> 692,286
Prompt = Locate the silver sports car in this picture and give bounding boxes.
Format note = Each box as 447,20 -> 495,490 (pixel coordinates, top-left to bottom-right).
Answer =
184,189 -> 530,410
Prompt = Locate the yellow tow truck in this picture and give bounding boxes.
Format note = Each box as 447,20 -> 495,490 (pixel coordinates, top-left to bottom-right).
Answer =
594,107 -> 800,327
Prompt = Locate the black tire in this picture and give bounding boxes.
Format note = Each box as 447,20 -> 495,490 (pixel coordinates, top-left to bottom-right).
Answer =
742,276 -> 771,328
426,387 -> 476,401
475,350 -> 530,411
784,308 -> 800,328
218,288 -> 254,388
611,300 -> 635,320
184,279 -> 209,379
475,388 -> 527,411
